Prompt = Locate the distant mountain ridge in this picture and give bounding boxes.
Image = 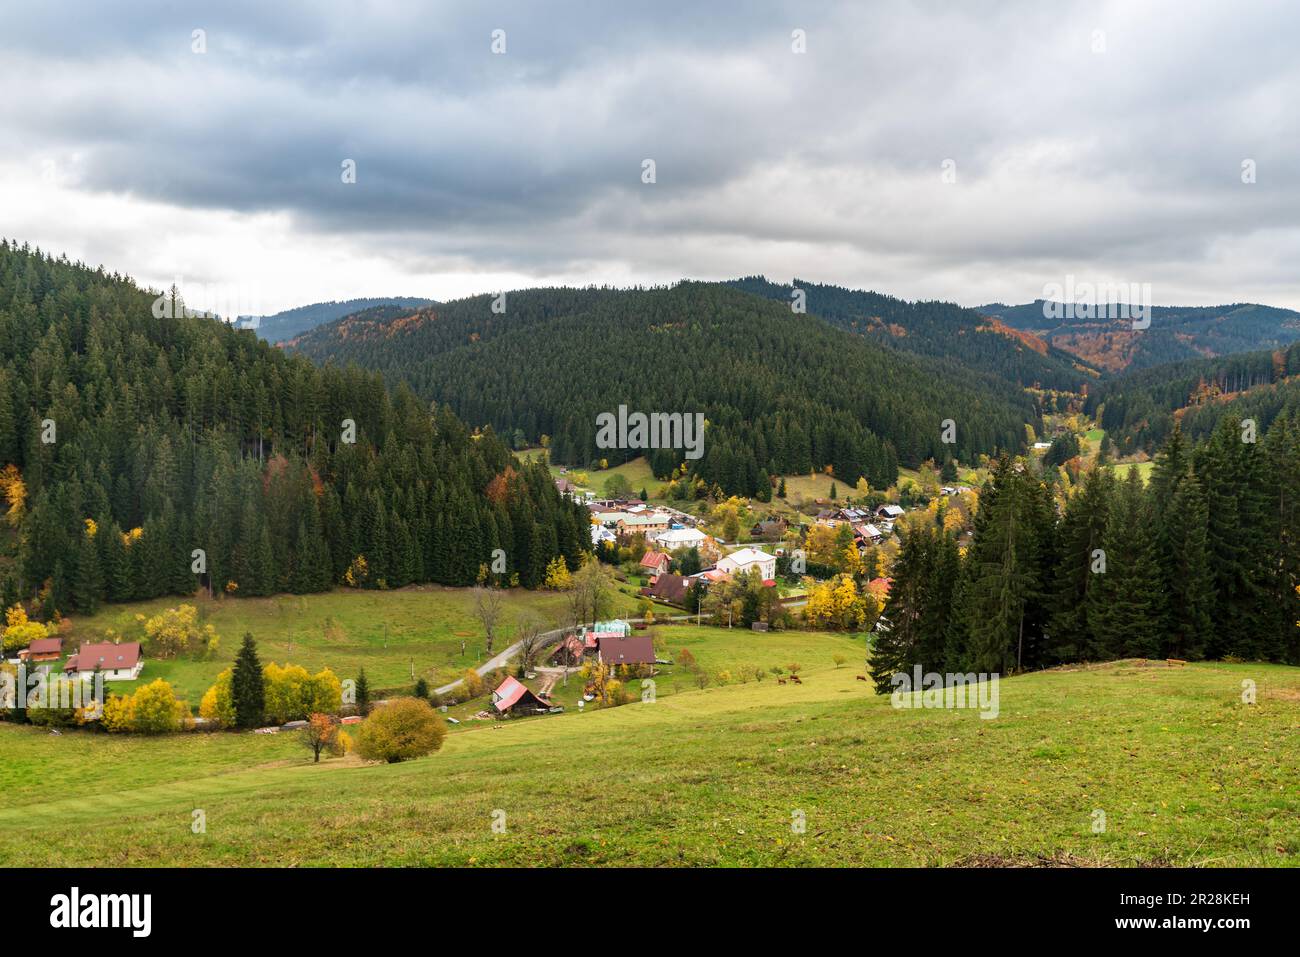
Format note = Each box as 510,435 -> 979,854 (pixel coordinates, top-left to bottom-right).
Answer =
978,300 -> 1300,374
288,282 -> 1045,496
727,277 -> 1098,392
237,297 -> 436,342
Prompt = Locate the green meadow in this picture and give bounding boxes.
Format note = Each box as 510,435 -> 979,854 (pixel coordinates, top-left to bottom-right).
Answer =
2,630 -> 1296,867
50,586 -> 640,705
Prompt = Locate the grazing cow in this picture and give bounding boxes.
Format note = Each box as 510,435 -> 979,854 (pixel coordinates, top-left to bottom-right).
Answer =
777,678 -> 787,685
790,675 -> 803,684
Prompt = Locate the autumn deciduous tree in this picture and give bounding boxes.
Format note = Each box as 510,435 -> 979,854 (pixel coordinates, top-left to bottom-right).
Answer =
103,679 -> 188,734
460,668 -> 485,699
130,679 -> 189,733
542,556 -> 572,590
263,663 -> 343,724
567,558 -> 615,628
0,605 -> 56,653
354,698 -> 446,763
142,604 -> 219,660
514,617 -> 547,674
0,465 -> 26,527
199,668 -> 236,728
473,585 -> 504,654
300,712 -> 344,762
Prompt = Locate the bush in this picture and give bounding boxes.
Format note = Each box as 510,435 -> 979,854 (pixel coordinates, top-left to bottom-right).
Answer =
413,677 -> 429,699
199,669 -> 235,728
264,663 -> 343,724
461,668 -> 486,699
103,679 -> 188,734
143,604 -> 219,660
355,698 -> 447,764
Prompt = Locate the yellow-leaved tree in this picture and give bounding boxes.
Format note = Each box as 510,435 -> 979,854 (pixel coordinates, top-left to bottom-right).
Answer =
143,604 -> 219,660
199,668 -> 236,728
0,465 -> 26,526
263,663 -> 343,724
543,556 -> 572,590
1,605 -> 55,653
103,679 -> 188,734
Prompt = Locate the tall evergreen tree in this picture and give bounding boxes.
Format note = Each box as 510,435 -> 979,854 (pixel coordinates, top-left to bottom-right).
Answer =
231,633 -> 265,729
1089,468 -> 1164,659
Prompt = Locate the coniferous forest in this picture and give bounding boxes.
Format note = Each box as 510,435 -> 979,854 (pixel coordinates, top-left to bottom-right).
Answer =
871,417 -> 1300,689
0,241 -> 589,616
290,281 -> 1043,494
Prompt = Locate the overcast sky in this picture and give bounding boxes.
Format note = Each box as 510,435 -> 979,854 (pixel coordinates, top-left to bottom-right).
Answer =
3,0 -> 1298,316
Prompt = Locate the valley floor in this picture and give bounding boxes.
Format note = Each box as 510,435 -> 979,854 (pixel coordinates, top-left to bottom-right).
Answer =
2,652 -> 1296,867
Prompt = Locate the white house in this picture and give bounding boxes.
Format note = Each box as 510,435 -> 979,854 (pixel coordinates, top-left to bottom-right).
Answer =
876,504 -> 905,520
654,526 -> 709,551
715,547 -> 777,582
64,641 -> 143,681
591,524 -> 617,546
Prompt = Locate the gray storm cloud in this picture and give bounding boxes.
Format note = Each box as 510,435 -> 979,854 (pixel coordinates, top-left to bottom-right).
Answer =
2,0 -> 1298,309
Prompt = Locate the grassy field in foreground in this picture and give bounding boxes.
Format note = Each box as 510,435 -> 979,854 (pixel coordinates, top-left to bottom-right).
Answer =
54,586 -> 640,704
1,647 -> 1297,867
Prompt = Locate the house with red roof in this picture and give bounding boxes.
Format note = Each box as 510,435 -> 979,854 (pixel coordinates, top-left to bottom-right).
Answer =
597,632 -> 657,668
491,676 -> 555,716
639,550 -> 670,579
64,641 -> 142,681
551,633 -> 588,667
643,572 -> 691,606
17,637 -> 62,663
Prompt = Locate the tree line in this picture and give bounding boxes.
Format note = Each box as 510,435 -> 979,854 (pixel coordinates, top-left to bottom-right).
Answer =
289,282 -> 1042,495
0,240 -> 590,616
871,415 -> 1300,690
1087,340 -> 1300,454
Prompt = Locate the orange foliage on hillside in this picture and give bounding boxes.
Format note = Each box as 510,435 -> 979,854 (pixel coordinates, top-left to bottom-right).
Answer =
485,466 -> 518,506
975,317 -> 1050,355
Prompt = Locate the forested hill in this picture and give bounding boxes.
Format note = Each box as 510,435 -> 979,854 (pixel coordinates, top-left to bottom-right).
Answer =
0,240 -> 588,615
289,282 -> 1043,494
1086,341 -> 1300,456
980,300 -> 1300,373
236,296 -> 435,343
726,277 -> 1097,392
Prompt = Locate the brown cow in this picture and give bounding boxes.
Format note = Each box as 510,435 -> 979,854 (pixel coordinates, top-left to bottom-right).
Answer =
777,678 -> 788,685
855,675 -> 869,682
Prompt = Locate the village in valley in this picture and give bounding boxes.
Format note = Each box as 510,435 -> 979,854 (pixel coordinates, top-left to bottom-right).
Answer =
0,413 -> 1128,739
5,3 -> 1299,889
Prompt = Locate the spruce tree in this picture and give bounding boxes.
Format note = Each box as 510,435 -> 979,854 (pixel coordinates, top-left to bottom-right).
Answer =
355,666 -> 371,716
1089,468 -> 1164,659
1047,467 -> 1113,663
1166,471 -> 1215,659
72,529 -> 102,615
231,633 -> 265,729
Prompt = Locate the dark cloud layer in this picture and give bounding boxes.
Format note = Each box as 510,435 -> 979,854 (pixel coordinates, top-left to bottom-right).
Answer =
4,0 -> 1299,309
